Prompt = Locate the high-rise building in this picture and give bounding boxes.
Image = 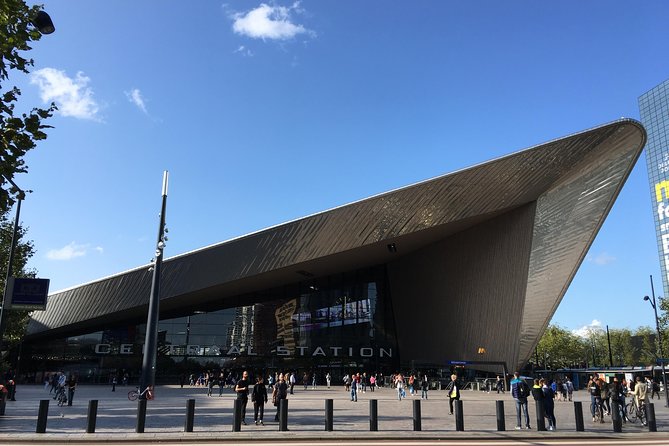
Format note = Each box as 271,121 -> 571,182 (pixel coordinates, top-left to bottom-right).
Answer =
640,79 -> 669,297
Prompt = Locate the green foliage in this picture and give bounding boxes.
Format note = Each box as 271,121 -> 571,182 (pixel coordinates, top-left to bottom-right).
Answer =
536,325 -> 588,369
0,0 -> 56,212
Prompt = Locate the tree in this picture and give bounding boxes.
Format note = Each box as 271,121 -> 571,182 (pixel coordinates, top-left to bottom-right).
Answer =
0,206 -> 35,370
1,0 -> 56,212
536,325 -> 588,369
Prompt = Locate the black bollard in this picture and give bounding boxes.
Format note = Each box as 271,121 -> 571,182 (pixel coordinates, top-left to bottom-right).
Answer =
325,399 -> 333,431
36,399 -> 49,433
496,400 -> 505,431
646,403 -> 657,432
454,400 -> 464,431
369,399 -> 378,431
535,399 -> 546,431
233,399 -> 242,432
413,399 -> 421,431
611,400 -> 622,433
0,397 -> 5,416
184,399 -> 195,432
279,399 -> 288,431
86,400 -> 98,433
573,401 -> 584,432
136,399 -> 147,433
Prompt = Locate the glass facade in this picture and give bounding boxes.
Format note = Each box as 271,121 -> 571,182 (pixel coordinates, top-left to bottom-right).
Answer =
21,265 -> 398,383
640,79 -> 669,297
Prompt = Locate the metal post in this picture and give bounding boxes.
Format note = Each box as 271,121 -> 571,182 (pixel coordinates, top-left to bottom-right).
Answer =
535,399 -> 546,431
647,403 -> 657,432
574,401 -> 584,432
0,194 -> 22,356
325,399 -> 333,431
369,399 -> 378,431
139,171 -> 169,399
611,399 -> 622,433
413,399 -> 421,431
233,399 -> 242,432
36,399 -> 49,433
454,400 -> 464,431
184,399 -> 195,432
279,399 -> 288,431
648,275 -> 669,408
495,400 -> 505,431
86,400 -> 98,433
136,399 -> 147,433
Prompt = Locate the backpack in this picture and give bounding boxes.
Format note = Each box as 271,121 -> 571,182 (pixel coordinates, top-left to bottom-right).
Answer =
517,380 -> 529,398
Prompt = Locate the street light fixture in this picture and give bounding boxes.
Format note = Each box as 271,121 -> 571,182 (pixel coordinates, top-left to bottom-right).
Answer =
32,10 -> 55,34
644,274 -> 669,408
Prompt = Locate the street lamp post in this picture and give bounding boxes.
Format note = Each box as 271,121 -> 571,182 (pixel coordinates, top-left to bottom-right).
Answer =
138,171 -> 169,399
0,179 -> 25,361
644,274 -> 669,408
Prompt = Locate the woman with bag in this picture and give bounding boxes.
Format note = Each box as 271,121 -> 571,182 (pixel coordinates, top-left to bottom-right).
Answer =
273,373 -> 288,422
446,374 -> 460,415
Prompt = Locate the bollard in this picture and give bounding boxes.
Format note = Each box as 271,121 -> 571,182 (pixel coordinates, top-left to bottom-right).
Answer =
86,400 -> 98,433
233,399 -> 242,432
36,399 -> 49,433
496,400 -> 505,431
0,398 -> 5,416
535,399 -> 546,431
279,399 -> 288,431
454,400 -> 464,431
136,399 -> 147,433
184,399 -> 195,432
369,399 -> 378,431
325,399 -> 333,431
573,401 -> 584,432
413,399 -> 421,431
646,403 -> 657,432
611,400 -> 622,433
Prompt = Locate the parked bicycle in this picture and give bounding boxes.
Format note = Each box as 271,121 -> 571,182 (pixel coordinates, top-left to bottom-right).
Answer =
128,386 -> 153,401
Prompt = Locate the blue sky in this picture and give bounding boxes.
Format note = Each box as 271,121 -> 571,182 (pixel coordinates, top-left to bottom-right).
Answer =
8,1 -> 669,334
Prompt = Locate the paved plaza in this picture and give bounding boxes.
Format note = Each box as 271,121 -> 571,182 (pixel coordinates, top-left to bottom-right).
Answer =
0,384 -> 666,442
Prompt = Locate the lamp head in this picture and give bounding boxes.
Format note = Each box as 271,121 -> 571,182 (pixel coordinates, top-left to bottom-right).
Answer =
33,11 -> 55,34
644,295 -> 651,301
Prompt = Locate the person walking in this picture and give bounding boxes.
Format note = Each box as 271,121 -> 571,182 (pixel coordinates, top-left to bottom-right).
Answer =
421,375 -> 429,400
510,372 -> 531,429
252,376 -> 268,425
541,378 -> 556,431
396,374 -> 405,401
66,374 -> 77,406
587,377 -> 604,423
111,375 -> 117,392
496,376 -> 505,394
326,372 -> 331,389
446,374 -> 460,415
566,377 -> 574,402
370,374 -> 376,392
273,373 -> 288,422
235,370 -> 251,425
289,372 -> 296,395
650,378 -> 661,400
350,377 -> 358,402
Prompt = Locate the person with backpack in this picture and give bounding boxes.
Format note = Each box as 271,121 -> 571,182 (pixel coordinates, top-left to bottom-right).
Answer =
445,374 -> 460,415
511,372 -> 531,430
541,378 -> 556,431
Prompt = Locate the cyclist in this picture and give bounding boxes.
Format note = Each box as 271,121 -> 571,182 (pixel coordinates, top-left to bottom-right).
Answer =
587,376 -> 604,422
633,376 -> 648,426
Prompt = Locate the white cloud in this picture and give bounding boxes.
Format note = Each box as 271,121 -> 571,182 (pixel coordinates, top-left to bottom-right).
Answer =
588,252 -> 616,265
30,68 -> 101,121
572,319 -> 604,338
125,88 -> 148,114
232,2 -> 312,40
233,45 -> 254,57
46,242 -> 103,261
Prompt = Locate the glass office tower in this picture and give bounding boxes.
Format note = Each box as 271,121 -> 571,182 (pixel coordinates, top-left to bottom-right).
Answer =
640,79 -> 669,297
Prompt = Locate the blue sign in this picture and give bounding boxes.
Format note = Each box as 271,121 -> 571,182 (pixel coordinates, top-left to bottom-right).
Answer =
448,360 -> 470,365
5,278 -> 50,310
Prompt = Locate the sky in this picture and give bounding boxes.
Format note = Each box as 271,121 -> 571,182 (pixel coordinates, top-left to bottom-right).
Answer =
6,1 -> 669,335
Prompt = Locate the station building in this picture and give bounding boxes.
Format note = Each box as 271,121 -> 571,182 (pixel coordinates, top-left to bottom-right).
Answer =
20,119 -> 646,383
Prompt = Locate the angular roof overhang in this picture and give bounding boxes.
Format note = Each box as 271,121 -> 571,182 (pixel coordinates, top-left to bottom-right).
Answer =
26,119 -> 647,367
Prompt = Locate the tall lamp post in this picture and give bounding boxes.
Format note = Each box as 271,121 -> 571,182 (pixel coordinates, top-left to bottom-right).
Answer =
138,171 -> 169,399
645,275 -> 669,408
0,179 -> 25,359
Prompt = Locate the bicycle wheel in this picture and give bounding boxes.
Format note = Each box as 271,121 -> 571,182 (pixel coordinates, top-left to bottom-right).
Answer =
128,390 -> 138,401
639,405 -> 647,425
626,402 -> 637,422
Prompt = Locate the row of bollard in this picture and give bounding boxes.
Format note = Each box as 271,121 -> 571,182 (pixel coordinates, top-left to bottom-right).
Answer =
33,398 -> 659,434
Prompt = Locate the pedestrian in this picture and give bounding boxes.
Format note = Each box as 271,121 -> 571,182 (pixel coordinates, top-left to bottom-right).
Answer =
273,373 -> 288,422
234,370 -> 250,425
446,374 -> 460,415
421,375 -> 429,399
252,376 -> 268,425
67,374 -> 77,406
633,376 -> 648,426
496,376 -> 505,393
370,374 -> 376,392
396,374 -> 405,401
343,374 -> 351,392
541,378 -> 556,430
587,377 -> 604,423
350,377 -> 358,402
111,375 -> 117,392
510,372 -> 531,429
566,377 -> 574,402
207,375 -> 215,397
326,372 -> 331,389
312,374 -> 317,389
651,378 -> 661,400
303,372 -> 308,390
289,372 -> 296,394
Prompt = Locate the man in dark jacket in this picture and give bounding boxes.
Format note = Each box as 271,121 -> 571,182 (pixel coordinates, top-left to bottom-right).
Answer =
273,373 -> 288,422
252,376 -> 268,425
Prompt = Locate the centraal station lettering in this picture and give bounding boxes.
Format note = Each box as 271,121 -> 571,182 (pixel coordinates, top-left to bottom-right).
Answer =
94,343 -> 393,358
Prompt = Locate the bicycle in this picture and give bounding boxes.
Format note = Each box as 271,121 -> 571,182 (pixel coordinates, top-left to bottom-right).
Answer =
625,400 -> 647,425
54,386 -> 67,407
591,397 -> 604,423
128,386 -> 152,401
